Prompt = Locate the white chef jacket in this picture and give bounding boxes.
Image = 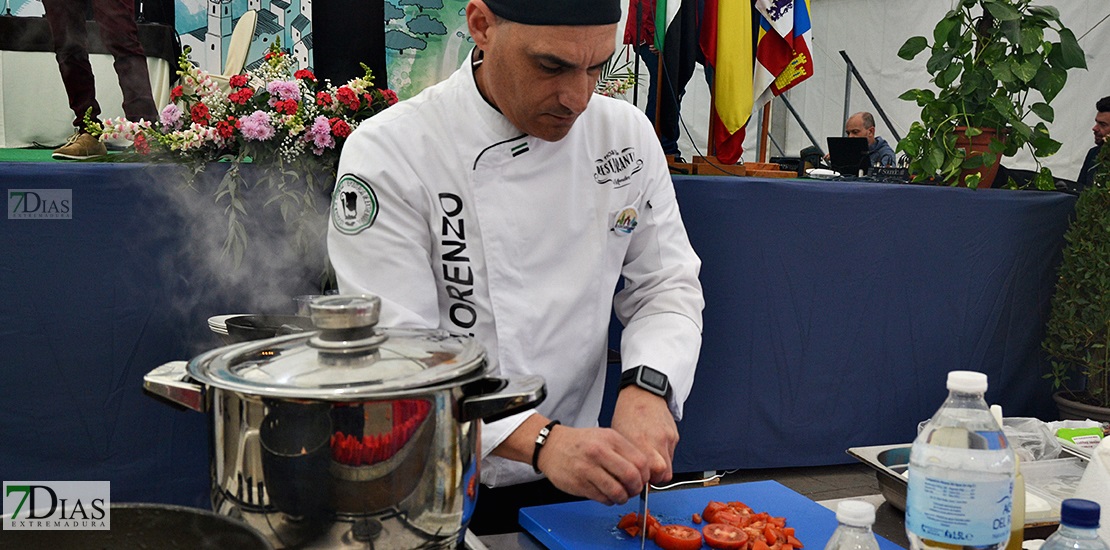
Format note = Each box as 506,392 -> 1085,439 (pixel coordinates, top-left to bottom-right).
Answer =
327,55 -> 704,487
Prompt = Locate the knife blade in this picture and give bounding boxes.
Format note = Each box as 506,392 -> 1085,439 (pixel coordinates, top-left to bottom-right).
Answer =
638,484 -> 649,550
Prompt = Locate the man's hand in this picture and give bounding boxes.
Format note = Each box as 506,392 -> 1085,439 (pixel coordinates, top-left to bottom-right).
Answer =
610,386 -> 679,485
490,415 -> 650,505
537,425 -> 651,505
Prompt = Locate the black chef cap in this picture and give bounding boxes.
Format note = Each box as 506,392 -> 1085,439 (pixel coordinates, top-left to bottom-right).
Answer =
483,0 -> 621,25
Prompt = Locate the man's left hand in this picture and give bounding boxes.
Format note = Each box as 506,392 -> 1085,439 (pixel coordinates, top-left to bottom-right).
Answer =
610,386 -> 678,485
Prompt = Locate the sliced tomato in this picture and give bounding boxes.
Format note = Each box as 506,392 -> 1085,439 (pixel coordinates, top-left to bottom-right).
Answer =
692,512 -> 703,524
703,501 -> 729,523
654,524 -> 703,550
616,512 -> 660,540
753,538 -> 771,550
764,524 -> 778,544
712,508 -> 748,528
787,535 -> 803,548
703,522 -> 749,549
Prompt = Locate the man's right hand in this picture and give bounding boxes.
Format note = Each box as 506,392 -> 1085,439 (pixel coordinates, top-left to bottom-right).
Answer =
536,424 -> 651,505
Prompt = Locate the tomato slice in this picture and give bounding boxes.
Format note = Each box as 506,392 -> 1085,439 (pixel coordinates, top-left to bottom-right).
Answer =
616,512 -> 660,540
703,522 -> 749,549
654,524 -> 703,550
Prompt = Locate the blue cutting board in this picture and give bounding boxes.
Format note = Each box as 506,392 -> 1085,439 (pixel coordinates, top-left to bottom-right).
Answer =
519,480 -> 902,550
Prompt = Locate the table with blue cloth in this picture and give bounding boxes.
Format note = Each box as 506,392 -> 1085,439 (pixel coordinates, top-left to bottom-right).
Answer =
669,175 -> 1075,472
0,165 -> 1075,508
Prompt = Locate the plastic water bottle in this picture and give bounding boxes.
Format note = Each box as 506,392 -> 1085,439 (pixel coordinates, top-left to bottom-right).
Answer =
1040,499 -> 1110,550
905,371 -> 1016,550
824,500 -> 880,550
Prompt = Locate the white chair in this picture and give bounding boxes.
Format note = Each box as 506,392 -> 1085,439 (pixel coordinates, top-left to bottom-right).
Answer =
208,9 -> 258,93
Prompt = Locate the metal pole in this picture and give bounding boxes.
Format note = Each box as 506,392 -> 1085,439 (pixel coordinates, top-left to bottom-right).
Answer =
779,94 -> 822,152
842,55 -> 852,137
839,50 -> 903,143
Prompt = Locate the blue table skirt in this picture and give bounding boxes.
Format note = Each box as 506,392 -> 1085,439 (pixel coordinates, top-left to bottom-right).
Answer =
669,176 -> 1075,472
1,164 -> 1076,506
1,161 -> 326,507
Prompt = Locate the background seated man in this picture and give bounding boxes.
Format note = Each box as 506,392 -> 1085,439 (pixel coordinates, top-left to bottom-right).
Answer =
844,111 -> 896,167
1074,95 -> 1110,194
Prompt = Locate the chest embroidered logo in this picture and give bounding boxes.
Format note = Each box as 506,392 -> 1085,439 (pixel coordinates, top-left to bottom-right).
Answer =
331,175 -> 378,235
612,207 -> 639,234
594,147 -> 643,188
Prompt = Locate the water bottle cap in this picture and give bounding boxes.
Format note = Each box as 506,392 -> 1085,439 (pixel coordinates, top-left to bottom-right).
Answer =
1060,498 -> 1101,528
835,500 -> 876,526
947,370 -> 988,393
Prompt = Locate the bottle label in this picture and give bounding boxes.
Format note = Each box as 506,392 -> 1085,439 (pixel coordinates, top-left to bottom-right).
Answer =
906,472 -> 1012,545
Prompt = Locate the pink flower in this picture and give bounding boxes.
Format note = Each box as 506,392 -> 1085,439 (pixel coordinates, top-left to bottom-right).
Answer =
267,80 -> 301,102
229,74 -> 249,88
160,104 -> 183,130
305,115 -> 335,150
240,110 -> 275,141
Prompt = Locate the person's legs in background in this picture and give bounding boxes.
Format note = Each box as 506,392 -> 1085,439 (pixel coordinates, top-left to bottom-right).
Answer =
43,0 -> 108,159
43,0 -> 100,129
635,44 -> 682,159
92,0 -> 157,122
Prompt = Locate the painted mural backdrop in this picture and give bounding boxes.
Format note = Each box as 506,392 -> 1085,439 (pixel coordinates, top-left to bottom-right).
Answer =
384,0 -> 470,99
9,0 -> 476,100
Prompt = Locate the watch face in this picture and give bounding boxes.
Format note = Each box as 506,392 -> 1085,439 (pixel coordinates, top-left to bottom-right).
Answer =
641,368 -> 667,391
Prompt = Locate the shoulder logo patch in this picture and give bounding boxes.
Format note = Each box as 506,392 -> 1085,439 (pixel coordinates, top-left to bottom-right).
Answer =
332,175 -> 378,235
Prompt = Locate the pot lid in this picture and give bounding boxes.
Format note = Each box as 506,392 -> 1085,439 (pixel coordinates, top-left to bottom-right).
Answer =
187,295 -> 487,399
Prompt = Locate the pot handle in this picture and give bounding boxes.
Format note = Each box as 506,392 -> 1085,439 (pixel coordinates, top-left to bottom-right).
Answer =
460,375 -> 546,424
143,361 -> 205,412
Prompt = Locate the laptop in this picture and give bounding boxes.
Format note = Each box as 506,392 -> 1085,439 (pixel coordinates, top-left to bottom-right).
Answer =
826,137 -> 870,177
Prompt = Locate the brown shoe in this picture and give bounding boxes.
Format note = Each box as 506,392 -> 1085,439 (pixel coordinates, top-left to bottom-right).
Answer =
52,131 -> 108,160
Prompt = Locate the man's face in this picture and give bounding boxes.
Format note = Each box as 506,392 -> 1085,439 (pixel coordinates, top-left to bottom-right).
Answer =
1094,111 -> 1110,146
472,13 -> 616,142
845,116 -> 875,146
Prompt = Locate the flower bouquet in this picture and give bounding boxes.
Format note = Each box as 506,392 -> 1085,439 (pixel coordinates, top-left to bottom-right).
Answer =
87,39 -> 397,276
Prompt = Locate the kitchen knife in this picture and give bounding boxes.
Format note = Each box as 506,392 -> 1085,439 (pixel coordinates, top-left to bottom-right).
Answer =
638,484 -> 649,550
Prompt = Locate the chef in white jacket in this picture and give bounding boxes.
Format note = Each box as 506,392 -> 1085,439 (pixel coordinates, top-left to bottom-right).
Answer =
327,0 -> 704,533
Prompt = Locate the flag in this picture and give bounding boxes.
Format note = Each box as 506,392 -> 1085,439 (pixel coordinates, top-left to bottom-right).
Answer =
653,0 -> 682,51
700,0 -> 754,165
753,0 -> 814,109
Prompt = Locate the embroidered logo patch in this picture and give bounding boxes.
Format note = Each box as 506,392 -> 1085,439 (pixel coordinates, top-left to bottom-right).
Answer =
594,147 -> 643,188
332,175 -> 378,235
612,206 -> 638,234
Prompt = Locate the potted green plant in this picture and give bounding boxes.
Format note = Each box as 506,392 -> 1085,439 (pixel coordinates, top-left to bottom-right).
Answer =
1042,140 -> 1110,420
895,0 -> 1086,189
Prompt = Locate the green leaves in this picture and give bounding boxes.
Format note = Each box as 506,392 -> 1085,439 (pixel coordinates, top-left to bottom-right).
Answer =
898,36 -> 929,60
1056,28 -> 1087,70
897,0 -> 1085,188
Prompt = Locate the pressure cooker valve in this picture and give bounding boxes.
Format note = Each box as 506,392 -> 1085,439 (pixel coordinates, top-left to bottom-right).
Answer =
307,294 -> 389,352
308,294 -> 381,330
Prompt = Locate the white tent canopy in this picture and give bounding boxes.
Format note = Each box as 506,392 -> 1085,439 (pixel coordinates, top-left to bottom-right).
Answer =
623,0 -> 1109,183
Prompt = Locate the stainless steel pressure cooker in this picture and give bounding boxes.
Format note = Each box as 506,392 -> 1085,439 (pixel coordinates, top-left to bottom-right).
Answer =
144,294 -> 546,549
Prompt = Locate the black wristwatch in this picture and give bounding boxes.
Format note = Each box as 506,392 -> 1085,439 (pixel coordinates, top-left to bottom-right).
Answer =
619,365 -> 671,398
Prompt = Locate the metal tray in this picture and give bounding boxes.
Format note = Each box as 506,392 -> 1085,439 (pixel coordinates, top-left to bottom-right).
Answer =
847,443 -> 1089,529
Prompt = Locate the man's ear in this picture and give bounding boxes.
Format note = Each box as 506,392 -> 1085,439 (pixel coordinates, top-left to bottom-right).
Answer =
467,0 -> 495,50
